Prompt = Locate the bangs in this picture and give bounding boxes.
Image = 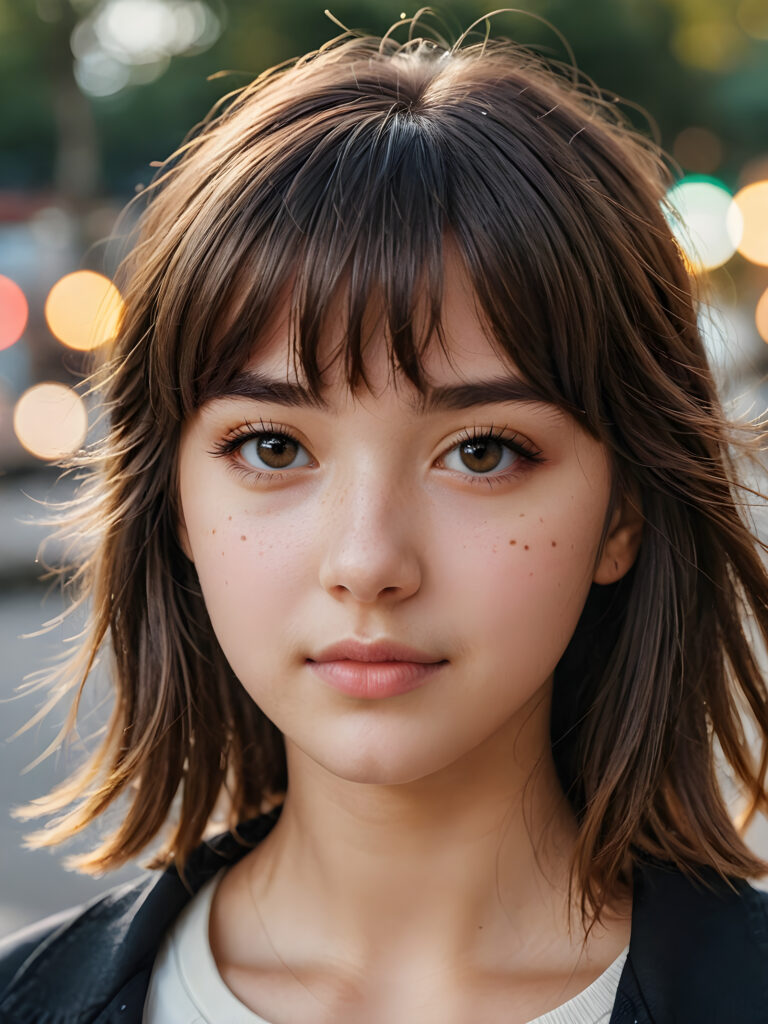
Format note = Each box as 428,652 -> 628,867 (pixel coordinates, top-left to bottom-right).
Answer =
188,107 -> 451,409
140,39 -> 672,432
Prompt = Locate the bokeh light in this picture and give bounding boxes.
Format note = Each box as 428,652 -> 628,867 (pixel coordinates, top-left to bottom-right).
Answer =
664,177 -> 743,273
738,155 -> 768,189
670,20 -> 745,72
96,0 -> 219,61
73,49 -> 131,97
0,275 -> 29,351
737,0 -> 768,40
756,288 -> 768,343
71,0 -> 222,97
673,126 -> 723,175
44,271 -> 124,350
733,181 -> 768,266
13,383 -> 88,461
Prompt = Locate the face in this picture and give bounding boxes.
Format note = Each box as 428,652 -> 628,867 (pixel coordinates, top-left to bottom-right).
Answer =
177,252 -> 641,788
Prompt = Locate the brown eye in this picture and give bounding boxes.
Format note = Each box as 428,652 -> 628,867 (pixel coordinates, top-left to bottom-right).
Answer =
240,434 -> 310,471
458,438 -> 505,473
439,427 -> 543,485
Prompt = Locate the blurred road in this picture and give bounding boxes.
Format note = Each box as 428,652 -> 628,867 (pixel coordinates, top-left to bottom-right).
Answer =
0,471 -> 144,939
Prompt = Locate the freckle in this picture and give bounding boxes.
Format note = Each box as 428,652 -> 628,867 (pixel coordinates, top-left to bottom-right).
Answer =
539,517 -> 543,523
519,513 -> 525,518
225,580 -> 228,586
212,528 -> 216,535
241,535 -> 247,541
524,544 -> 529,550
228,515 -> 232,521
529,572 -> 534,577
551,540 -> 556,547
221,551 -> 224,556
509,539 -> 516,545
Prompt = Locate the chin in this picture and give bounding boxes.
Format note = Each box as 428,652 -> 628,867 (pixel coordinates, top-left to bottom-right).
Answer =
312,740 -> 459,787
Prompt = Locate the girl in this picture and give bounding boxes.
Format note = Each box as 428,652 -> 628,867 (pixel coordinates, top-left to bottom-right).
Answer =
2,10 -> 768,1023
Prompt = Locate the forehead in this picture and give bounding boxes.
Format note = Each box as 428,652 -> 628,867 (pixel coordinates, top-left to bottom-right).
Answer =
243,245 -> 525,403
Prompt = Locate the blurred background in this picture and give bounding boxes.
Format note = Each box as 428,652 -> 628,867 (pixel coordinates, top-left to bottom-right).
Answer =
2,0 -> 768,938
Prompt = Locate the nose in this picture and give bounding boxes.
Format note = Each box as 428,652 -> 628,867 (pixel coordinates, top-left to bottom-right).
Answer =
317,475 -> 423,604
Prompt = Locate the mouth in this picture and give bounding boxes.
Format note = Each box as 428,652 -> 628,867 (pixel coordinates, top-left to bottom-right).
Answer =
309,638 -> 445,664
306,657 -> 447,699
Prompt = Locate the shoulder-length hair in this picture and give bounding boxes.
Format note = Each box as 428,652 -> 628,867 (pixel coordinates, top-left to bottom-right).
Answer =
16,14 -> 768,927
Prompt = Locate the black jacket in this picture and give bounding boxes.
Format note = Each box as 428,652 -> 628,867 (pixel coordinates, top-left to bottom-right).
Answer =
1,804 -> 767,1024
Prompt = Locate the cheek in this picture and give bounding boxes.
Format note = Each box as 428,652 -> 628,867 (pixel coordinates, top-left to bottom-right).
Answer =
440,491 -> 603,671
178,469 -> 306,674
194,515 -> 297,624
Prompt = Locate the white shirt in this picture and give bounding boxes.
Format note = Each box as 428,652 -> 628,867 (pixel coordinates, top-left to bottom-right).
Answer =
143,869 -> 629,1024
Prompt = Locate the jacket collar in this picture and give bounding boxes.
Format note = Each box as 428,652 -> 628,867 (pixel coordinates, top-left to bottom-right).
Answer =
611,856 -> 768,1023
2,804 -> 767,1024
0,808 -> 283,1023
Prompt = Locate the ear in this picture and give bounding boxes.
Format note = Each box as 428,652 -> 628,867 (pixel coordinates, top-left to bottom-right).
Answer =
592,484 -> 643,585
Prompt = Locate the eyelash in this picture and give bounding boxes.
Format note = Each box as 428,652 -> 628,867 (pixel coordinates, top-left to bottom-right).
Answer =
207,418 -> 546,490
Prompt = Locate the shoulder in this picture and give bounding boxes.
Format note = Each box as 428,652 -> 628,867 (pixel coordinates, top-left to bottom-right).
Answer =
624,860 -> 768,1023
632,857 -> 768,942
0,903 -> 88,997
0,872 -> 163,1021
0,810 -> 281,1022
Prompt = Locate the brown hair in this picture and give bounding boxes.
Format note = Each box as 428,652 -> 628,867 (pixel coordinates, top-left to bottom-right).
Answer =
15,12 -> 768,929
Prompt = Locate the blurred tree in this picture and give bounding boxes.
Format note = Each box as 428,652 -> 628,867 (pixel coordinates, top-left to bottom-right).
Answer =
0,0 -> 766,197
49,1 -> 101,201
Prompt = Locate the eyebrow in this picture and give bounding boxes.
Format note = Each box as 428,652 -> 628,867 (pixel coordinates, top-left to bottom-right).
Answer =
205,370 -> 556,414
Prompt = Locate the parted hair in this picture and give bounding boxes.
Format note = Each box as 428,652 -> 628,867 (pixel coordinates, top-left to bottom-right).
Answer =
16,10 -> 768,929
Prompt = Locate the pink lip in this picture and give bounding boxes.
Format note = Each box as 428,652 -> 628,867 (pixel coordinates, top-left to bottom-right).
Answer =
307,659 -> 446,699
310,638 -> 443,664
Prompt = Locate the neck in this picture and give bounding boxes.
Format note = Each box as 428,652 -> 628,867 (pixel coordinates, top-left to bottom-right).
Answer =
235,695 -> 608,976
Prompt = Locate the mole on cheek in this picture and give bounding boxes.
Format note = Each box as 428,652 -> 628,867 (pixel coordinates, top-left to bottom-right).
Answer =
551,540 -> 557,547
241,535 -> 247,541
524,544 -> 530,550
509,539 -> 516,545
212,528 -> 216,535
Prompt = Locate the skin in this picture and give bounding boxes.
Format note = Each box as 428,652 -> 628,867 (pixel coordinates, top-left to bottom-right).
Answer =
177,250 -> 643,1024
